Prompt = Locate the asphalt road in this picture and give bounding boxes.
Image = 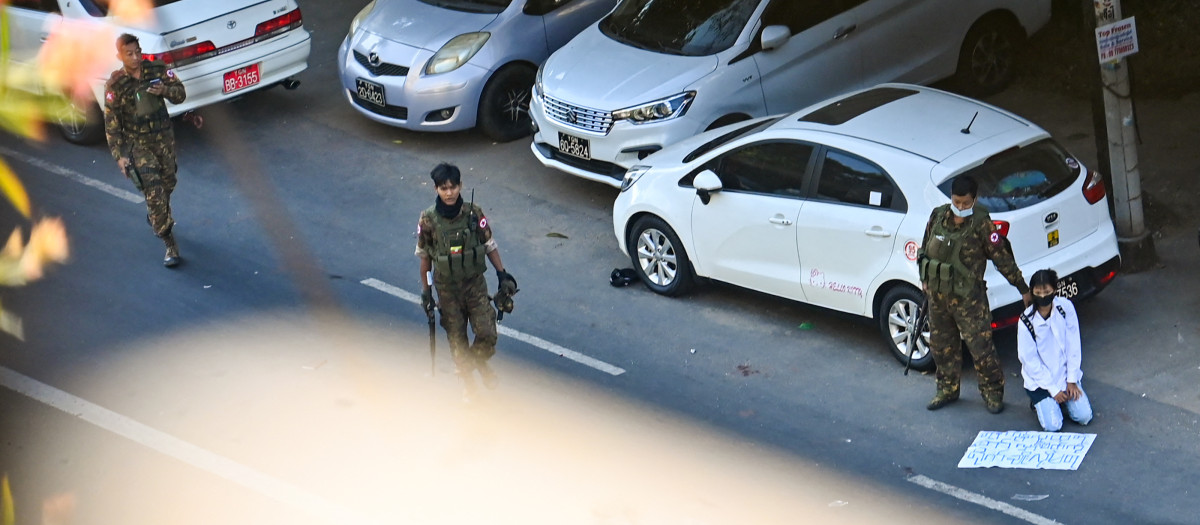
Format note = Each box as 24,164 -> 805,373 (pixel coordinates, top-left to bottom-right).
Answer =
1,2 -> 1196,524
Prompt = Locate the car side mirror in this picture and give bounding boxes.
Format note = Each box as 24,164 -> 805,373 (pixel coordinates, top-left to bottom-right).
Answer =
761,25 -> 791,51
694,169 -> 723,205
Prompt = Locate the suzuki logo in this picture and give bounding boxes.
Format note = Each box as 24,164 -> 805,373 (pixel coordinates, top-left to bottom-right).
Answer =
566,110 -> 579,124
227,20 -> 237,30
1044,212 -> 1059,224
368,52 -> 381,67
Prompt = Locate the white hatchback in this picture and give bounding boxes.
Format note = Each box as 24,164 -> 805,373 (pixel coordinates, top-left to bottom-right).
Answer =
531,0 -> 1050,187
5,0 -> 312,144
613,84 -> 1121,370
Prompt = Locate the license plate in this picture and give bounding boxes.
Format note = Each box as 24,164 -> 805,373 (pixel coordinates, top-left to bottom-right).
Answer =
223,63 -> 261,94
1056,275 -> 1080,299
355,78 -> 385,107
558,132 -> 590,160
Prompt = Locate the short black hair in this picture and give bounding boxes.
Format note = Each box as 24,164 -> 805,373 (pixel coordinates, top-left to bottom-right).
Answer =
1029,268 -> 1058,290
951,175 -> 978,198
430,163 -> 461,187
117,33 -> 140,52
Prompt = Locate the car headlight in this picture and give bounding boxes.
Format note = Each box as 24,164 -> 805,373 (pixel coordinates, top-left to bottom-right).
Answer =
534,63 -> 544,100
620,165 -> 652,192
348,0 -> 376,37
613,92 -> 695,124
425,32 -> 490,75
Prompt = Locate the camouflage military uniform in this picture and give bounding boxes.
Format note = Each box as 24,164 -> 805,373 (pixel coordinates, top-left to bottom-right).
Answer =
103,60 -> 186,251
416,202 -> 498,377
919,204 -> 1029,409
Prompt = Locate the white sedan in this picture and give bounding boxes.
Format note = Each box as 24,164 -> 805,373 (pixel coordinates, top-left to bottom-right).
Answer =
5,0 -> 312,144
613,84 -> 1121,370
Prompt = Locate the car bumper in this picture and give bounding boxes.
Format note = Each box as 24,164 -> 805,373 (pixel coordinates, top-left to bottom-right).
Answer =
337,35 -> 487,132
166,29 -> 311,116
530,93 -> 704,187
987,222 -> 1121,328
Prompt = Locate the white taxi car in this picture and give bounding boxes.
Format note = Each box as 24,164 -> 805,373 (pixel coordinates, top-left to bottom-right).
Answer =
5,0 -> 312,144
613,84 -> 1121,370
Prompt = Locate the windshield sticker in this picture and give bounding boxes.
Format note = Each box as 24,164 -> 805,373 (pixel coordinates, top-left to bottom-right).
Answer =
1065,157 -> 1080,170
869,191 -> 882,206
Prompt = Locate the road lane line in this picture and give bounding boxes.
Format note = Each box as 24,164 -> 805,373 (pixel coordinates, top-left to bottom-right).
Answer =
907,474 -> 1061,525
360,277 -> 626,376
0,145 -> 144,203
0,366 -> 378,525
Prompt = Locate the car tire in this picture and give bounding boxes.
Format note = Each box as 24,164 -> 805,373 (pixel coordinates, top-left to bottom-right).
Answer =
954,16 -> 1022,97
628,216 -> 693,296
478,64 -> 536,143
878,285 -> 933,371
57,99 -> 105,145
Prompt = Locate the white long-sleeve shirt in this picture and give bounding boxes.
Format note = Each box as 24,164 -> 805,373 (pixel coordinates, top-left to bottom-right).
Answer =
1017,296 -> 1083,398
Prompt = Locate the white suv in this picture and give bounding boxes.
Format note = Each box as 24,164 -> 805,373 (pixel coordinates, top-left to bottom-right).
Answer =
5,0 -> 312,144
531,0 -> 1050,187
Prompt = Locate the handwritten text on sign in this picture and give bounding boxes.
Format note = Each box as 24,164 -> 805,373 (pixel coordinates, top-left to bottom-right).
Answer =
958,431 -> 1096,470
1095,17 -> 1139,63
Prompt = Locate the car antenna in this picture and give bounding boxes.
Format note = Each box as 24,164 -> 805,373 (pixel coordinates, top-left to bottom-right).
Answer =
960,111 -> 979,134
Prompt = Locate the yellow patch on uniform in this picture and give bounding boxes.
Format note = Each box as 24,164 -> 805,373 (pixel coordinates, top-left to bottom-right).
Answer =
450,246 -> 462,254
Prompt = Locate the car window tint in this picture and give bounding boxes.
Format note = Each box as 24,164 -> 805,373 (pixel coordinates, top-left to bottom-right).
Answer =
939,139 -> 1081,212
418,0 -> 513,14
816,149 -> 897,209
762,0 -> 864,34
705,141 -> 812,197
10,0 -> 59,12
599,0 -> 759,56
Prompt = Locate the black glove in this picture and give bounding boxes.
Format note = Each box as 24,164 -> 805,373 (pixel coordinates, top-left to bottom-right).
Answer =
421,288 -> 436,318
494,270 -> 518,320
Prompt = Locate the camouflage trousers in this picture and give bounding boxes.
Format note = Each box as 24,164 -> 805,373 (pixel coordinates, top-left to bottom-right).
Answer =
435,272 -> 497,374
130,132 -> 178,238
928,289 -> 1004,404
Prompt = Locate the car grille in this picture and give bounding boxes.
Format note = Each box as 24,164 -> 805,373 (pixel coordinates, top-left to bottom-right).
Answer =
353,50 -> 410,77
349,90 -> 408,120
542,95 -> 613,134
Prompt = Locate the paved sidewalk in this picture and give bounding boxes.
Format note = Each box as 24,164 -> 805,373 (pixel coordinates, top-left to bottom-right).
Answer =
983,87 -> 1200,415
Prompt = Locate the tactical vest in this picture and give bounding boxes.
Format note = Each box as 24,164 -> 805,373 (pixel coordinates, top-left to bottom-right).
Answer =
427,206 -> 488,283
920,206 -> 980,298
114,65 -> 170,133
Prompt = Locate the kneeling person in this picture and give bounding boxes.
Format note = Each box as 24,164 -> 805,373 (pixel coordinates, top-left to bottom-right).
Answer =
1017,269 -> 1093,432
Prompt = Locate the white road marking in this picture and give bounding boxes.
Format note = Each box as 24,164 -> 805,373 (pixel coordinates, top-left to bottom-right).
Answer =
907,474 -> 1061,525
360,277 -> 626,376
0,366 -> 378,525
0,145 -> 144,203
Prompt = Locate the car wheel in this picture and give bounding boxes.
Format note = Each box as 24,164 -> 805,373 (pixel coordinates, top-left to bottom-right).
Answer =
954,16 -> 1022,97
57,99 -> 105,145
628,216 -> 693,296
878,285 -> 933,371
478,65 -> 535,142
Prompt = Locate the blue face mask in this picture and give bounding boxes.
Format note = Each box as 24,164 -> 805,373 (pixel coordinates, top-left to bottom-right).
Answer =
950,201 -> 975,218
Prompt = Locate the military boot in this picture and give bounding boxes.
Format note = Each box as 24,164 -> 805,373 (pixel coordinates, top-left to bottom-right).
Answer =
926,390 -> 960,411
983,392 -> 1005,414
163,234 -> 181,268
455,364 -> 479,403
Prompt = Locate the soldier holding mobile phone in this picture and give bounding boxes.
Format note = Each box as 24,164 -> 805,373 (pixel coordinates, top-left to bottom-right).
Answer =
104,33 -> 187,267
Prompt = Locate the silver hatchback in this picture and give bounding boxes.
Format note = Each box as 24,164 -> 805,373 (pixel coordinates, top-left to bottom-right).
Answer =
338,0 -> 617,142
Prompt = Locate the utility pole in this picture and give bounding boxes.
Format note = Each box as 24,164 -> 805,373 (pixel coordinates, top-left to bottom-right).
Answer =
1091,0 -> 1156,270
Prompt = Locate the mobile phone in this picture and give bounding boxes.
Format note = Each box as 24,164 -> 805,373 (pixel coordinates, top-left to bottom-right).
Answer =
149,78 -> 163,85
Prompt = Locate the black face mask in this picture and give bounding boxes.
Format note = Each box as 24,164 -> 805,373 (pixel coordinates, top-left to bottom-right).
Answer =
1033,293 -> 1055,308
435,195 -> 463,218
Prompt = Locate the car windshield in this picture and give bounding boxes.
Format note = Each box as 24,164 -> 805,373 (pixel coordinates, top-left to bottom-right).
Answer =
599,0 -> 758,56
417,0 -> 512,14
80,0 -> 184,15
939,139 -> 1082,212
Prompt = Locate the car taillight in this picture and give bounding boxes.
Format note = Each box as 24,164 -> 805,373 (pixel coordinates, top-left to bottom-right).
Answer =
1082,168 -> 1106,204
1098,269 -> 1117,285
992,220 -> 1010,238
142,41 -> 216,67
991,313 -> 1020,330
256,8 -> 303,37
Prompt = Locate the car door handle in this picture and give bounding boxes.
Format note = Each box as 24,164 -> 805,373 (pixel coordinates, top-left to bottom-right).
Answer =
834,25 -> 857,40
769,217 -> 793,226
864,227 -> 891,238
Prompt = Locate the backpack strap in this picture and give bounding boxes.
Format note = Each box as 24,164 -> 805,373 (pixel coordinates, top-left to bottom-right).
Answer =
1019,309 -> 1037,342
1056,304 -> 1067,319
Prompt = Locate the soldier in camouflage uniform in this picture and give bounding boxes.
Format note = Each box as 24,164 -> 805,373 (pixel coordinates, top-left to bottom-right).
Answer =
416,163 -> 516,402
919,175 -> 1031,414
104,34 -> 187,267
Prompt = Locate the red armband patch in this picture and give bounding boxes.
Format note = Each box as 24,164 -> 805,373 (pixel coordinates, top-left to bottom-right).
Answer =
479,216 -> 487,229
989,231 -> 1002,246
